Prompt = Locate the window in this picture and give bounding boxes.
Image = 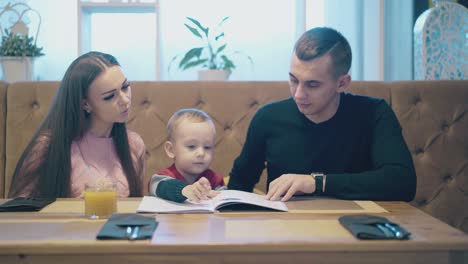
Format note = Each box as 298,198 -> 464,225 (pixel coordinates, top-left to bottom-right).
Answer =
305,0 -> 325,29
22,0 -> 413,81
160,0 -> 300,81
24,0 -> 326,81
79,0 -> 157,80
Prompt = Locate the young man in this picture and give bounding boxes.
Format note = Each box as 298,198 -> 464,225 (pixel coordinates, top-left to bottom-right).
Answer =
149,108 -> 225,203
228,27 -> 416,202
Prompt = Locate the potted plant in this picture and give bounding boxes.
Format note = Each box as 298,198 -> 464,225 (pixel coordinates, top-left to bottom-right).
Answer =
169,16 -> 252,81
0,29 -> 44,82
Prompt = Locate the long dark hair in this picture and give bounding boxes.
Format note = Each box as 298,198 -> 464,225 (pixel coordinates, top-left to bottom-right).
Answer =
9,51 -> 141,198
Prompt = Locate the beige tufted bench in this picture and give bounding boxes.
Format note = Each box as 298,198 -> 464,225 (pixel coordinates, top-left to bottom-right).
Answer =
1,80 -> 467,233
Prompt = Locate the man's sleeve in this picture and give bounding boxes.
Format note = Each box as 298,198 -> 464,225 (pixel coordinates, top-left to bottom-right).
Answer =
325,101 -> 416,201
228,108 -> 267,192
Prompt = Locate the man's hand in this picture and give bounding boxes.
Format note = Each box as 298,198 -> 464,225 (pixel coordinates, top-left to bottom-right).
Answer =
265,174 -> 315,202
182,177 -> 219,202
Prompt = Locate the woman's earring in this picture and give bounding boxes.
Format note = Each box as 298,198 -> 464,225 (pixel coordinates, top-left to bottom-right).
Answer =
83,102 -> 91,114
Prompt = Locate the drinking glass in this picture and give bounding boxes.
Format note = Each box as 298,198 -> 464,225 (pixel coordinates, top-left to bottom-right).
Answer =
84,182 -> 117,219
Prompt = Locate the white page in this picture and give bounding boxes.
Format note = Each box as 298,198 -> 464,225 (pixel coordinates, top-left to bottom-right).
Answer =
137,196 -> 214,213
211,190 -> 288,212
137,190 -> 288,213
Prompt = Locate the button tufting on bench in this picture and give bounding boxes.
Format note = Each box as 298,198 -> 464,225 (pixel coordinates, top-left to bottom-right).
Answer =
443,174 -> 453,183
418,199 -> 427,206
412,96 -> 421,105
31,101 -> 39,109
195,99 -> 204,107
250,100 -> 259,108
414,147 -> 424,155
440,122 -> 449,132
141,99 -> 151,107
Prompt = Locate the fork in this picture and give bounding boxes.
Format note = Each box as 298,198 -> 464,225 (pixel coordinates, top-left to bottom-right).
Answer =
126,226 -> 140,240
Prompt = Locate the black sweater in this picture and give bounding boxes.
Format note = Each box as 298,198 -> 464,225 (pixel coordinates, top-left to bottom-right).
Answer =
228,93 -> 416,201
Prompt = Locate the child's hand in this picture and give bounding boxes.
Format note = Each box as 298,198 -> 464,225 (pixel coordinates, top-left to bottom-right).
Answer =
207,190 -> 220,199
182,177 -> 214,202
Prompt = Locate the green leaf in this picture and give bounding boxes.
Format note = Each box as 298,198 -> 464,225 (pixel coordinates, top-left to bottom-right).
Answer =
219,16 -> 230,26
167,16 -> 253,74
184,23 -> 202,39
221,55 -> 235,70
215,32 -> 225,41
215,44 -> 227,54
178,47 -> 204,68
186,17 -> 208,37
182,59 -> 208,70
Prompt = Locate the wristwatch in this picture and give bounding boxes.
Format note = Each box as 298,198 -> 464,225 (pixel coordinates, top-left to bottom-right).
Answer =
311,172 -> 326,194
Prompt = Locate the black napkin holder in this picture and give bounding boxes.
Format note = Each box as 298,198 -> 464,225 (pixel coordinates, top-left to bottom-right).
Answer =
0,197 -> 56,212
339,214 -> 411,240
96,213 -> 158,240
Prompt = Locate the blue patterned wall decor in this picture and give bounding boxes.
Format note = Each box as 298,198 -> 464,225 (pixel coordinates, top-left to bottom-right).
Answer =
414,0 -> 467,80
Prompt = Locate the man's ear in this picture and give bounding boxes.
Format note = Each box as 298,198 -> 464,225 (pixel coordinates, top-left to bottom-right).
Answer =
164,141 -> 175,159
337,74 -> 351,93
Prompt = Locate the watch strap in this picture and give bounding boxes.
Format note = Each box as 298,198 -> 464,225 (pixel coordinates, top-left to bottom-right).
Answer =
311,173 -> 325,194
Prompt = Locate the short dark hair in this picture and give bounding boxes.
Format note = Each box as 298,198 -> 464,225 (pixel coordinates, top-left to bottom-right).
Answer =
294,27 -> 352,78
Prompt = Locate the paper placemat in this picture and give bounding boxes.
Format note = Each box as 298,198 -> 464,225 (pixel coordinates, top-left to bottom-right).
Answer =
225,219 -> 352,239
0,221 -> 104,241
40,199 -> 386,214
40,200 -> 139,213
287,199 -> 387,214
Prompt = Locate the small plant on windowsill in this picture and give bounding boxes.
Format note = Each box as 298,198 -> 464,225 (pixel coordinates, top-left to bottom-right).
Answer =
0,29 -> 44,57
169,16 -> 253,80
0,29 -> 44,83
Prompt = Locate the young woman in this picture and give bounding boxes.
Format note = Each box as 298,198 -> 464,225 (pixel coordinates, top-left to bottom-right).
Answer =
8,51 -> 145,198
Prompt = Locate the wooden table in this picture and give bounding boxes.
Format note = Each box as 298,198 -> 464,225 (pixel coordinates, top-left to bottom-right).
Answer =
0,198 -> 467,264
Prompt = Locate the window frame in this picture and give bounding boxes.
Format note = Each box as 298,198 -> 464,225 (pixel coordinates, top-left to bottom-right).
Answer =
77,0 -> 160,79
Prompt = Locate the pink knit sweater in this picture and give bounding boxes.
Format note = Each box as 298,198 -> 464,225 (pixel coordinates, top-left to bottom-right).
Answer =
70,131 -> 145,197
11,130 -> 145,198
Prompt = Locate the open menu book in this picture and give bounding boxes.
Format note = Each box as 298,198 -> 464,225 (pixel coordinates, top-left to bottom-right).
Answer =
137,190 -> 288,213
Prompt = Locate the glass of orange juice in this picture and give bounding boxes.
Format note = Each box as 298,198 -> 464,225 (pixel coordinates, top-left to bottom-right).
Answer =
84,181 -> 117,219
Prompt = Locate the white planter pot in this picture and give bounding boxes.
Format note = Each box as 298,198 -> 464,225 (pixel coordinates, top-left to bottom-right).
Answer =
0,56 -> 35,83
198,70 -> 230,81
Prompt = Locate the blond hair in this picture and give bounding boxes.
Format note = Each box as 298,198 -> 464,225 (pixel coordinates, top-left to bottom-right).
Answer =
166,108 -> 213,140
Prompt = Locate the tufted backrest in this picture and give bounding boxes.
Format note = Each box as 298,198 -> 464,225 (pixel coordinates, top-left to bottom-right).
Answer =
389,81 -> 468,232
3,81 -> 291,197
0,82 -> 7,198
4,82 -> 58,199
2,80 -> 467,233
128,81 -> 291,194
